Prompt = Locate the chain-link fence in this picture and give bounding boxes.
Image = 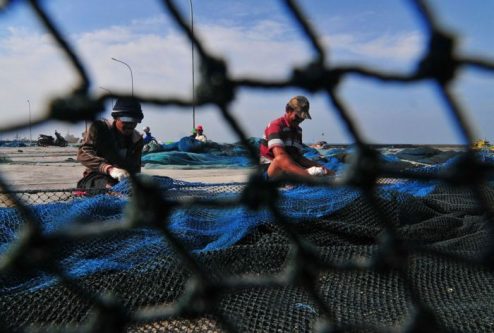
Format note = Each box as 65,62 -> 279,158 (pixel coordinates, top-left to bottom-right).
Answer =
1,0 -> 494,332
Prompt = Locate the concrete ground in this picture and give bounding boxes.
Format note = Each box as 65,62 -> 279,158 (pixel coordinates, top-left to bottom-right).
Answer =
0,146 -> 253,190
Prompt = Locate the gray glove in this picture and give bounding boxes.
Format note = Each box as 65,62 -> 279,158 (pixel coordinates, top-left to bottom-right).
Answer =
109,167 -> 130,181
307,166 -> 326,176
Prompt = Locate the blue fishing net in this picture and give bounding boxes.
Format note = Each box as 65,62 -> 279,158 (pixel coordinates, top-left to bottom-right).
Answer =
0,140 -> 28,148
143,151 -> 252,169
0,172 -> 443,296
1,149 -> 493,332
142,137 -> 325,169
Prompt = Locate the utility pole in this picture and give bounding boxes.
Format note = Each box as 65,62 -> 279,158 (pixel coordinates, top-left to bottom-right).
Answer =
188,0 -> 196,129
27,99 -> 32,145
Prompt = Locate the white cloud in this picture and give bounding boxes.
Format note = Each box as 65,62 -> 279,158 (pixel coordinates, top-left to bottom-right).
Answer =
0,15 -> 482,144
356,31 -> 423,60
196,21 -> 311,78
76,26 -> 135,45
0,28 -> 77,126
325,30 -> 424,65
76,29 -> 192,97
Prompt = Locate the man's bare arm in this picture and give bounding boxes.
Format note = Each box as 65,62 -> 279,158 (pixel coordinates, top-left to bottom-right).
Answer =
293,154 -> 335,175
270,146 -> 309,177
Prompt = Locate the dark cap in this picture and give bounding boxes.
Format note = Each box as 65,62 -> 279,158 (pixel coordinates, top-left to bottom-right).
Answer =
111,97 -> 144,123
287,95 -> 311,120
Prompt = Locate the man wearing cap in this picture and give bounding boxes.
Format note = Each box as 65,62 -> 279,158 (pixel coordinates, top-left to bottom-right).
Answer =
194,125 -> 207,142
260,95 -> 333,179
76,97 -> 145,189
142,126 -> 155,144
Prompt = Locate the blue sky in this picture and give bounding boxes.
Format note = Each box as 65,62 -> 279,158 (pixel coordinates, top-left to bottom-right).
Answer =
0,0 -> 492,144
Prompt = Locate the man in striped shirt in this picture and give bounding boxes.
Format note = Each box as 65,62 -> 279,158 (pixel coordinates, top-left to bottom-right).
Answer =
260,96 -> 333,179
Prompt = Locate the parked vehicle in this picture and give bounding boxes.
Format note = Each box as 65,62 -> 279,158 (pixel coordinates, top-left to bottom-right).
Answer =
37,131 -> 68,147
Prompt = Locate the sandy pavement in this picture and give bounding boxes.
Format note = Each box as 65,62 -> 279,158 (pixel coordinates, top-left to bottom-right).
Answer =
0,146 -> 253,191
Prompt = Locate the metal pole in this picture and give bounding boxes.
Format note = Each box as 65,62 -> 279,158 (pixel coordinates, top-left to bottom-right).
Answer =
111,57 -> 134,96
27,99 -> 32,145
188,0 -> 196,129
99,86 -> 114,108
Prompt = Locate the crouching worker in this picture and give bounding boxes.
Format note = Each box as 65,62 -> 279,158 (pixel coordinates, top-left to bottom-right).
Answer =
260,95 -> 334,179
76,97 -> 144,189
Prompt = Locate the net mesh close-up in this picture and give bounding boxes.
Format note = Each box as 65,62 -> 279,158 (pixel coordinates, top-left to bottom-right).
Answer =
0,0 -> 494,332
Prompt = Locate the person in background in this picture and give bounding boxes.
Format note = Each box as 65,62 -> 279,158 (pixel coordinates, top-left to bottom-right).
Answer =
259,95 -> 334,179
189,128 -> 197,139
194,125 -> 207,142
142,126 -> 155,144
142,126 -> 163,153
76,97 -> 144,189
79,131 -> 86,144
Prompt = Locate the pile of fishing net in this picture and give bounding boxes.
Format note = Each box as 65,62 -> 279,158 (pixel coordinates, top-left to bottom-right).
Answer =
142,138 -> 469,172
1,161 -> 493,331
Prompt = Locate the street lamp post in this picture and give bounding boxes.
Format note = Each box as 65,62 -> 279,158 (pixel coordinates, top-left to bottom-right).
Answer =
111,57 -> 134,96
27,99 -> 32,145
99,86 -> 114,108
98,86 -> 115,136
188,0 -> 196,129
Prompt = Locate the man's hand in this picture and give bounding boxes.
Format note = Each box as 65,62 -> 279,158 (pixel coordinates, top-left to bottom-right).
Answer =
307,166 -> 334,177
109,167 -> 130,181
307,166 -> 326,176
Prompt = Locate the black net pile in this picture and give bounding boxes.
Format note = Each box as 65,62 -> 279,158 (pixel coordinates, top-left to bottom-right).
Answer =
0,189 -> 93,207
0,1 -> 493,332
0,183 -> 493,332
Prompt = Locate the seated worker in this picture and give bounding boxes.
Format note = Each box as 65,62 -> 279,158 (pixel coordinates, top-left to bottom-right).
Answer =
194,125 -> 207,142
142,126 -> 155,144
189,128 -> 197,139
76,97 -> 144,189
260,95 -> 334,179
